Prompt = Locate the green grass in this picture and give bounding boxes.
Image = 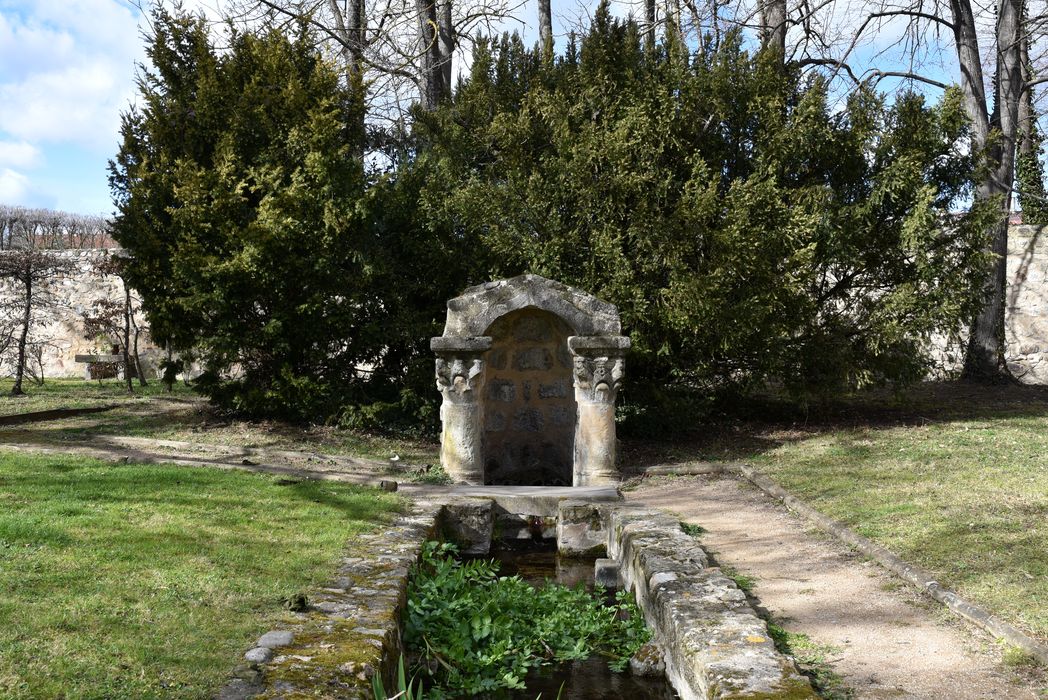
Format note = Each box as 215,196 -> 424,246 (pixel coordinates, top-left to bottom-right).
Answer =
0,379 -> 439,464
679,521 -> 707,538
767,623 -> 852,699
750,417 -> 1048,642
0,377 -> 196,414
633,382 -> 1048,646
0,451 -> 404,699
719,564 -> 757,595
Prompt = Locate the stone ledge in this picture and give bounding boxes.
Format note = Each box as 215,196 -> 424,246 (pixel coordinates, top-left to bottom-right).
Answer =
217,503 -> 441,700
430,336 -> 493,353
600,504 -> 816,700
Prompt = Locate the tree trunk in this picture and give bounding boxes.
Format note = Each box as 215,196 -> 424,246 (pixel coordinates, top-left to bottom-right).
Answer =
759,0 -> 787,61
131,311 -> 147,387
666,0 -> 681,41
123,286 -> 133,393
416,0 -> 442,109
645,0 -> 656,51
538,0 -> 553,59
328,0 -> 366,158
438,0 -> 454,94
164,346 -> 174,392
1015,10 -> 1047,221
960,0 -> 1023,382
1018,18 -> 1035,162
11,276 -> 30,396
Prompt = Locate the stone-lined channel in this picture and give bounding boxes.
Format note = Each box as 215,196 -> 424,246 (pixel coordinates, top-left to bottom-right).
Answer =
220,490 -> 817,699
460,538 -> 679,699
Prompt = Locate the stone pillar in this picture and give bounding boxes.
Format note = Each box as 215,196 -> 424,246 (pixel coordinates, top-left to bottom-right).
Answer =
568,335 -> 630,486
431,336 -> 492,484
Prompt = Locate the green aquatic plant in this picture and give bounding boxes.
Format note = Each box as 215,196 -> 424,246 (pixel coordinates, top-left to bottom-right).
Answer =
404,541 -> 650,697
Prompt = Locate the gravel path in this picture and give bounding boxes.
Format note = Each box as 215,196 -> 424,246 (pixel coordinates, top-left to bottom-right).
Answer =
629,474 -> 1044,700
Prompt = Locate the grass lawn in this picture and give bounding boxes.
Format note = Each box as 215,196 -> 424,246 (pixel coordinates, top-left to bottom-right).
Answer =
629,382 -> 1048,646
0,378 -> 438,464
0,451 -> 404,699
0,377 -> 196,414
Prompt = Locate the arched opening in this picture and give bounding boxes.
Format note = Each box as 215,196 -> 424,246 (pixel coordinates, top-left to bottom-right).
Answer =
481,308 -> 576,485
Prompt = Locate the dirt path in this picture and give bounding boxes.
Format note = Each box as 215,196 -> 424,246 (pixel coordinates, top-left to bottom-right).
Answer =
630,474 -> 1044,700
0,433 -> 397,485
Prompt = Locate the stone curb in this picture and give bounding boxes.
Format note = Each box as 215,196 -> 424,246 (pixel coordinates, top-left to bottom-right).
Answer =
642,461 -> 1048,666
0,404 -> 119,425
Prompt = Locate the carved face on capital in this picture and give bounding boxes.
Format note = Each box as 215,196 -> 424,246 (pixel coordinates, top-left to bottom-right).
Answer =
436,355 -> 484,397
573,354 -> 624,398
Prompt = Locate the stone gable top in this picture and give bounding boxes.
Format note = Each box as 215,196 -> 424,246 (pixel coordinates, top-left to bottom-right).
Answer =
438,274 -> 621,338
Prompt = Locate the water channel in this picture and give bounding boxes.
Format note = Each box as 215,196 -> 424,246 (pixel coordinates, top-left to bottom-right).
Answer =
466,539 -> 679,700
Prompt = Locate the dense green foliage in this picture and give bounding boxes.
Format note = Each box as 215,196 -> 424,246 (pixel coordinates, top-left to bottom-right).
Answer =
404,541 -> 651,696
108,8 -> 462,423
1017,123 -> 1048,225
415,9 -> 996,420
111,3 -> 996,428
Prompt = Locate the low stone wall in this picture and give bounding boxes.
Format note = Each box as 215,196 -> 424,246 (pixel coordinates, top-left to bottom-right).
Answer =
560,500 -> 817,700
223,489 -> 813,699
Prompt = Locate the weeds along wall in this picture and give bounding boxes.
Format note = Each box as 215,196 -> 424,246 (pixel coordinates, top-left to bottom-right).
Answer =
0,248 -> 159,380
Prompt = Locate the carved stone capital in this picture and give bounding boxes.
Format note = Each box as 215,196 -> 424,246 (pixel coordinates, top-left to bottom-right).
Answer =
435,353 -> 486,403
572,354 -> 625,404
568,335 -> 629,404
432,336 -> 492,404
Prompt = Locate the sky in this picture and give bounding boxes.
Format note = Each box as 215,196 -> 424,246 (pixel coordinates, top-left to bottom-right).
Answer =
0,1 -> 1033,217
0,0 -> 152,214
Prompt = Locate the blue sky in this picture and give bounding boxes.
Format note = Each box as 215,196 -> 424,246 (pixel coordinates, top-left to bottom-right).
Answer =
0,1 -> 155,214
0,1 -> 1030,216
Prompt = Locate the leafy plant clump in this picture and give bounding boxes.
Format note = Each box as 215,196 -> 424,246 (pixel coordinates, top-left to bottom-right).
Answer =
404,541 -> 651,697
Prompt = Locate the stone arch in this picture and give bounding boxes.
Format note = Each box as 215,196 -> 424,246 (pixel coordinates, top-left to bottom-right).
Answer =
441,274 -> 621,339
432,275 -> 630,487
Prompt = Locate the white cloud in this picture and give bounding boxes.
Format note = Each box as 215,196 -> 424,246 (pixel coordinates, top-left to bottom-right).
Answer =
0,62 -> 132,151
0,140 -> 40,169
0,167 -> 30,203
0,0 -> 144,152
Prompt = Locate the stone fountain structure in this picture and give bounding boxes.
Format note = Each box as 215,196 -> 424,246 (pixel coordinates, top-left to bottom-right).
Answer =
431,275 -> 630,486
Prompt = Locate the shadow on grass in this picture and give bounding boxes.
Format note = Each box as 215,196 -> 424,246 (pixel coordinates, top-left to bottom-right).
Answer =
620,381 -> 1048,470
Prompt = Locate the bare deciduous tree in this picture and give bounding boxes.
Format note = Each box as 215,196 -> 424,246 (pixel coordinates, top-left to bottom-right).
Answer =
0,250 -> 75,395
223,0 -> 522,139
89,253 -> 149,392
0,205 -> 112,250
731,0 -> 1046,381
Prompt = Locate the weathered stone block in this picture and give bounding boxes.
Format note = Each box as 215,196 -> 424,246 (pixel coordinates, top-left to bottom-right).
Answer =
629,641 -> 666,678
441,498 -> 495,554
557,499 -> 608,557
605,504 -> 817,700
594,558 -> 621,588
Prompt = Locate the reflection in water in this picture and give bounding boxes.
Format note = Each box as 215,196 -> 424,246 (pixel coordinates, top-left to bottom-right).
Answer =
465,539 -> 679,700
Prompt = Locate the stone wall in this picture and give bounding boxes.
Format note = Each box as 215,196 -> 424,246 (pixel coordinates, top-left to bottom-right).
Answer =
10,226 -> 1048,384
1005,225 -> 1048,382
482,309 -> 577,485
0,249 -> 160,380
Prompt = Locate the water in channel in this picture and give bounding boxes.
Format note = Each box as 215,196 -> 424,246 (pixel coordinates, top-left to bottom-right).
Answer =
464,539 -> 679,700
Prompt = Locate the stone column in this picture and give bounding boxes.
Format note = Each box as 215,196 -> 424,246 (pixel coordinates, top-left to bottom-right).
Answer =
431,336 -> 492,484
568,335 -> 630,486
